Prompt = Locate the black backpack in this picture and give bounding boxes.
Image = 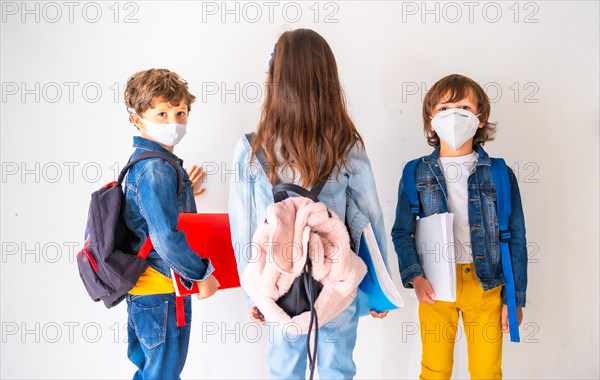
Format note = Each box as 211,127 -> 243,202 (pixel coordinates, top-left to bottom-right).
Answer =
77,151 -> 183,308
246,133 -> 327,379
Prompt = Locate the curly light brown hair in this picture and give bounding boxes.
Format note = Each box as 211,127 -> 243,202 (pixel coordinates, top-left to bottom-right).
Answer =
124,68 -> 196,117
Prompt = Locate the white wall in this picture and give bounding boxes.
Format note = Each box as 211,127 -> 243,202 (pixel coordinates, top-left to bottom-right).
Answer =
1,1 -> 598,379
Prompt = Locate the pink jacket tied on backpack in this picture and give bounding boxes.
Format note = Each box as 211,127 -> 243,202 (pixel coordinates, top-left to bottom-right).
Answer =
241,196 -> 367,334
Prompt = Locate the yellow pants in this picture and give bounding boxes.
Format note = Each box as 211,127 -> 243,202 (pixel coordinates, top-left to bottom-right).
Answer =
419,264 -> 503,380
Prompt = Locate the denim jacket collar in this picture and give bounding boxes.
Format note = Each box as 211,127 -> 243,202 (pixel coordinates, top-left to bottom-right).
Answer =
132,136 -> 182,164
422,145 -> 491,167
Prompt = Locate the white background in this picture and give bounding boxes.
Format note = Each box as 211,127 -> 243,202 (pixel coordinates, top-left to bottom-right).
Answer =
1,1 -> 598,379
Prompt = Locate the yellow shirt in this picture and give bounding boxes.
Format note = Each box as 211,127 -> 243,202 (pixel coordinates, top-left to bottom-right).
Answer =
129,266 -> 174,295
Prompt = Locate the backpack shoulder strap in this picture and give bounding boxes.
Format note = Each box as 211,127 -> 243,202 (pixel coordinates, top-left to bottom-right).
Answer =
245,132 -> 330,203
117,151 -> 185,196
490,157 -> 520,343
245,132 -> 277,183
402,157 -> 422,215
490,158 -> 512,231
307,174 -> 329,199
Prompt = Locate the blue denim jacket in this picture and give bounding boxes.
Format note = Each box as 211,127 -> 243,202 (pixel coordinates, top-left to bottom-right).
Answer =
228,136 -> 388,306
123,136 -> 213,284
391,146 -> 527,307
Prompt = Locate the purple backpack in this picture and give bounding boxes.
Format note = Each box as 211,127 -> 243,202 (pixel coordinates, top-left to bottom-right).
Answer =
77,152 -> 183,308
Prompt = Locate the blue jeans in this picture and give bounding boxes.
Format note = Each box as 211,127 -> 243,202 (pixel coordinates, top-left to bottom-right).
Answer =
267,298 -> 360,379
126,293 -> 192,380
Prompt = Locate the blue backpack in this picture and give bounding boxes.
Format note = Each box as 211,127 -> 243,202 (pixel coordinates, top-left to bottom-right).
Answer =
402,156 -> 520,343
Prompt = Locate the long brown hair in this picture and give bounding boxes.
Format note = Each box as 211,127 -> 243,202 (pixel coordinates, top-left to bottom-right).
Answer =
252,29 -> 363,188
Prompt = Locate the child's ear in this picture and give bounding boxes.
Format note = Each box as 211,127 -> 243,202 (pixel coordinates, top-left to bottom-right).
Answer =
130,113 -> 142,129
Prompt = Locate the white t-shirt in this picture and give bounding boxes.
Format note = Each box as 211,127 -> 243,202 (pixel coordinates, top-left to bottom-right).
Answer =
438,151 -> 478,264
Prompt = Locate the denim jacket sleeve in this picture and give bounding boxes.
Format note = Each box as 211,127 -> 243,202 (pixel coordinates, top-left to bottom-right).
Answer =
136,159 -> 212,282
391,174 -> 423,288
345,144 -> 389,266
504,167 -> 528,307
228,138 -> 257,307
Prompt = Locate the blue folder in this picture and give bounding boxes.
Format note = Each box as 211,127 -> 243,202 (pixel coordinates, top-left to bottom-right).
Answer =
357,224 -> 404,314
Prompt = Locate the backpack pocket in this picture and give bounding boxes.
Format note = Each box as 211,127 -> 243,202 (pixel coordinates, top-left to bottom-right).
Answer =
77,246 -> 113,301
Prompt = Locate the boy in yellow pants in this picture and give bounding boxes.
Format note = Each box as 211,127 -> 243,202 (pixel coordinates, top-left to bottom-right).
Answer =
392,74 -> 528,379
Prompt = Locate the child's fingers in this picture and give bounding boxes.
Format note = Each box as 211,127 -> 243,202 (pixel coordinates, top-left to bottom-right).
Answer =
427,289 -> 436,300
249,307 -> 265,324
196,167 -> 206,181
193,187 -> 207,196
369,310 -> 389,319
187,165 -> 207,196
501,305 -> 509,333
421,280 -> 436,304
185,165 -> 197,176
417,288 -> 436,304
186,165 -> 204,180
517,306 -> 524,326
421,294 -> 436,305
424,282 -> 436,299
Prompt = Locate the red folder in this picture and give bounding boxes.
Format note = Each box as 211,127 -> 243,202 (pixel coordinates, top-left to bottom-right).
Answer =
138,213 -> 241,295
175,213 -> 241,291
138,213 -> 240,326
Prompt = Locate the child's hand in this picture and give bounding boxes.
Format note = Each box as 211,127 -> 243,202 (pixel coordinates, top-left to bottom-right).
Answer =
412,276 -> 436,304
186,165 -> 207,196
369,310 -> 389,319
195,275 -> 220,300
249,306 -> 265,325
501,305 -> 523,333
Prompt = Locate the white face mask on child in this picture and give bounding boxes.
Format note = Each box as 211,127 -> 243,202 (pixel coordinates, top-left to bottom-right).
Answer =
431,108 -> 481,150
139,118 -> 187,147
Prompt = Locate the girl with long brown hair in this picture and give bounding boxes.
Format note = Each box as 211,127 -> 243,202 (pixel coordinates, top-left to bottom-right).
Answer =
229,28 -> 388,379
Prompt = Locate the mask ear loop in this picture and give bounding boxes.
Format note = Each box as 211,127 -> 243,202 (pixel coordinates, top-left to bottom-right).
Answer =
128,107 -> 143,131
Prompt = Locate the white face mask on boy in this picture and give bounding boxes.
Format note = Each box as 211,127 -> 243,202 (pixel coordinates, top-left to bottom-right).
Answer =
431,108 -> 481,150
129,108 -> 187,147
140,118 -> 187,147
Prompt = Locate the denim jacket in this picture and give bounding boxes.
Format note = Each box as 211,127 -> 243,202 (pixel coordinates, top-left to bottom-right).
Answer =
391,146 -> 527,307
123,136 -> 213,285
228,136 -> 388,306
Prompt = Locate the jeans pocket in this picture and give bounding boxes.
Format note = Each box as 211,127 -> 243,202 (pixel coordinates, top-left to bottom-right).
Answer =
129,297 -> 168,350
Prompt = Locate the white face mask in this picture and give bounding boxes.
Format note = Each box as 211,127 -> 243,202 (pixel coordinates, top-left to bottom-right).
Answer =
128,107 -> 187,147
139,118 -> 187,147
431,108 -> 481,150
